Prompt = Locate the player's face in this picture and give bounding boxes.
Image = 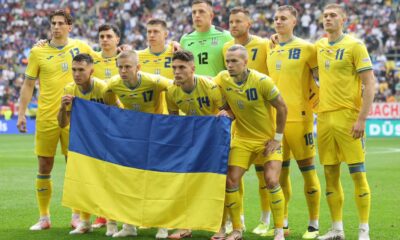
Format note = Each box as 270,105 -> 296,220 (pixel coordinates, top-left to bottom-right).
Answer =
99,29 -> 120,51
225,51 -> 247,77
50,15 -> 72,39
229,12 -> 251,38
274,10 -> 296,34
146,24 -> 167,47
172,59 -> 195,86
192,3 -> 213,29
323,8 -> 345,33
72,61 -> 93,85
117,57 -> 139,82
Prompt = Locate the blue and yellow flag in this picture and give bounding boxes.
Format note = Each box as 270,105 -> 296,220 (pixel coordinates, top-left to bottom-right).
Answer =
62,98 -> 231,232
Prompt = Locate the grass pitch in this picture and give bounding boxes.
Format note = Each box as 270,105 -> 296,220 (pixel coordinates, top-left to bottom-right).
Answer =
0,135 -> 399,239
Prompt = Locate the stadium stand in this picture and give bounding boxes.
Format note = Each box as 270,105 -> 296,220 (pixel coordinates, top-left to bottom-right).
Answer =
0,0 -> 399,117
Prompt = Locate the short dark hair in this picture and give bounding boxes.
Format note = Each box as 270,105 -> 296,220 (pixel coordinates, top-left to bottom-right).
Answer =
147,18 -> 167,30
229,6 -> 250,16
324,3 -> 347,17
192,0 -> 212,7
172,50 -> 194,62
98,23 -> 121,38
276,5 -> 298,18
49,9 -> 73,25
73,54 -> 93,65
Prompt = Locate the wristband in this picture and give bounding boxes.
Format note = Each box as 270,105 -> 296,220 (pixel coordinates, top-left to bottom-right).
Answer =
274,133 -> 283,142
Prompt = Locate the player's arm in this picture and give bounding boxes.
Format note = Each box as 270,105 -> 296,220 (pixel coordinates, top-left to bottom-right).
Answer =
352,70 -> 375,139
104,89 -> 120,107
58,95 -> 74,128
165,88 -> 179,115
264,94 -> 287,156
17,77 -> 36,132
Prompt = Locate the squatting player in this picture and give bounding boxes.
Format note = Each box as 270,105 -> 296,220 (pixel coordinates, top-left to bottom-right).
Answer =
106,50 -> 172,238
316,4 -> 375,240
266,5 -> 321,239
214,45 -> 288,240
180,0 -> 232,77
222,7 -> 271,236
17,9 -> 93,231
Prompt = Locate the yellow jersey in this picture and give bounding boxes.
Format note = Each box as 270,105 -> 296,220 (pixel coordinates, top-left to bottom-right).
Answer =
214,70 -> 280,141
25,38 -> 92,121
138,44 -> 174,79
316,34 -> 373,113
223,35 -> 268,74
166,75 -> 224,116
266,37 -> 318,122
64,77 -> 118,111
92,51 -> 119,81
107,72 -> 172,114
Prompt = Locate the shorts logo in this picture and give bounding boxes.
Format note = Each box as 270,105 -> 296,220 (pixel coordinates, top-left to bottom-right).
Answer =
61,62 -> 68,72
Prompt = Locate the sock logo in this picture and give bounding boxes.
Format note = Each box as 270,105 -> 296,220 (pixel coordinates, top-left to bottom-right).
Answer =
225,203 -> 236,208
37,188 -> 48,192
325,191 -> 333,196
307,190 -> 318,194
358,193 -> 369,197
272,200 -> 282,204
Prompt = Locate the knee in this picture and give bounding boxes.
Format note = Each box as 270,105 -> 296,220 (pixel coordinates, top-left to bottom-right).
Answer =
265,176 -> 280,189
38,157 -> 53,174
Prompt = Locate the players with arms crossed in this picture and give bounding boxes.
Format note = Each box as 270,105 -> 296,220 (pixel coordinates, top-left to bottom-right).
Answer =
265,5 -> 321,239
105,50 -> 172,238
213,45 -> 288,240
222,7 -> 271,235
17,9 -> 94,231
316,4 -> 375,240
180,0 -> 232,77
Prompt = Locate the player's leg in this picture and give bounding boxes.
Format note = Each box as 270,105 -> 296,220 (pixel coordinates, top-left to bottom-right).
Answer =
69,212 -> 93,235
113,223 -> 138,237
263,149 -> 285,240
252,165 -> 271,235
105,219 -> 118,237
30,122 -> 59,231
317,111 -> 345,240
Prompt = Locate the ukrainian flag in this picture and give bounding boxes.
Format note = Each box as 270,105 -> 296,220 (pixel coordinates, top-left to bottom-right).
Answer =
62,98 -> 231,232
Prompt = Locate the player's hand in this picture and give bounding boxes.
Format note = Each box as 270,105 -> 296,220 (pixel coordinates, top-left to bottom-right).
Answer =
117,44 -> 132,52
351,119 -> 366,139
61,95 -> 74,108
171,41 -> 181,52
34,39 -> 48,48
269,34 -> 279,49
217,109 -> 235,120
263,139 -> 281,156
17,115 -> 27,133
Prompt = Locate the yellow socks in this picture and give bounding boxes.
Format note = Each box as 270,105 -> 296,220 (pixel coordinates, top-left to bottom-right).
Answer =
268,185 -> 285,228
324,165 -> 344,222
349,163 -> 370,223
279,161 -> 291,221
36,174 -> 52,217
225,187 -> 242,230
300,165 -> 321,221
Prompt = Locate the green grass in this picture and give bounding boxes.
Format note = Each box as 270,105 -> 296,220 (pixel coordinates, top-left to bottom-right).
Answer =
0,135 -> 399,239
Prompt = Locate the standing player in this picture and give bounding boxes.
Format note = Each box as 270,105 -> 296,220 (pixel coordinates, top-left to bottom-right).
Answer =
316,4 -> 375,240
17,9 -> 93,231
222,7 -> 271,236
265,5 -> 321,239
214,45 -> 288,240
138,19 -> 174,79
57,53 -> 118,236
92,23 -> 121,81
180,0 -> 232,77
107,50 -> 172,238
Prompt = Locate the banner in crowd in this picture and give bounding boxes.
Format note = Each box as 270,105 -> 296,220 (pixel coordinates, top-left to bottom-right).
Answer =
62,98 -> 231,232
366,119 -> 400,137
0,118 -> 35,134
368,102 -> 400,119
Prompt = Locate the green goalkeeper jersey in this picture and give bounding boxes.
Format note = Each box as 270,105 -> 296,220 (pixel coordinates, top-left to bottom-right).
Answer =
180,25 -> 232,77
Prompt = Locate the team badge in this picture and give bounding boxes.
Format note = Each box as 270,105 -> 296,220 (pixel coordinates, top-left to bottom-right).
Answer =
276,60 -> 282,70
211,37 -> 218,46
236,100 -> 244,109
61,62 -> 68,72
105,69 -> 111,78
325,60 -> 330,70
132,104 -> 141,111
155,69 -> 160,75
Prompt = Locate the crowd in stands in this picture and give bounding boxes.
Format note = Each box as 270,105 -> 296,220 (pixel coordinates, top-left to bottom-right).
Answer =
1,0 -> 399,116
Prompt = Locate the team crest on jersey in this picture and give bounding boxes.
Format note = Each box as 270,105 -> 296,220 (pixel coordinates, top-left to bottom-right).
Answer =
61,62 -> 68,72
211,37 -> 218,46
236,100 -> 244,109
276,60 -> 282,70
132,104 -> 141,111
155,69 -> 160,75
105,69 -> 111,78
325,60 -> 330,70
199,40 -> 207,46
